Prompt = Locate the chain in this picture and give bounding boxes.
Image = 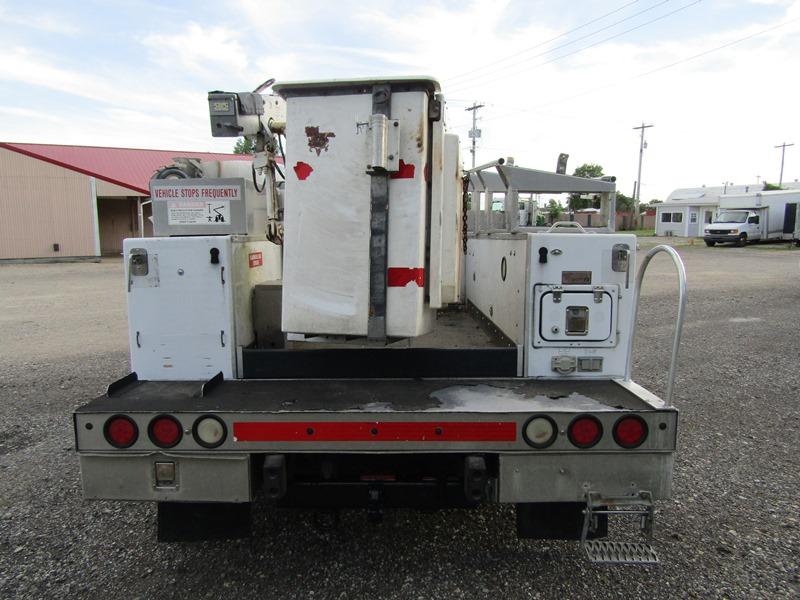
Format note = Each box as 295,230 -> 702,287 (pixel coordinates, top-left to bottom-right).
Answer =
461,175 -> 470,254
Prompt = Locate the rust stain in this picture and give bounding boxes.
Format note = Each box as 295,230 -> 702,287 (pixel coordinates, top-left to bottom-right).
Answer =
305,126 -> 336,156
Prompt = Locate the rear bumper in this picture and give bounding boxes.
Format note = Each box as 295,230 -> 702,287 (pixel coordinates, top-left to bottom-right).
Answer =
79,452 -> 251,502
75,377 -> 677,506
78,450 -> 674,505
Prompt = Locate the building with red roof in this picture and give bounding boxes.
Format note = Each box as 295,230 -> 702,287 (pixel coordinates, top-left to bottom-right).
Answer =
0,142 -> 250,260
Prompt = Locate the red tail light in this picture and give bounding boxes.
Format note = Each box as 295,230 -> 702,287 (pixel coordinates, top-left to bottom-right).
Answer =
148,415 -> 182,448
104,415 -> 138,448
567,415 -> 603,448
613,415 -> 648,449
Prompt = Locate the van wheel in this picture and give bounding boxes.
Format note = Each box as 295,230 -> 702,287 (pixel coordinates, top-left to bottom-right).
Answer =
737,234 -> 748,247
705,240 -> 715,247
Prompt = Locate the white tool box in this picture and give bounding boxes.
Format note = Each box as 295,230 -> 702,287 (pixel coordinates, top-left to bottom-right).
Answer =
274,78 -> 458,338
124,236 -> 281,379
466,232 -> 636,378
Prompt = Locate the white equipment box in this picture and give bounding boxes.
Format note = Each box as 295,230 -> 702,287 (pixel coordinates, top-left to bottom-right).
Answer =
467,232 -> 636,378
274,77 -> 461,338
124,236 -> 281,380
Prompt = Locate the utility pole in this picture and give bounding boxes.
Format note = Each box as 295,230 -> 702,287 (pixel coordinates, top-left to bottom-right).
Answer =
633,122 -> 654,229
775,142 -> 794,186
465,103 -> 485,169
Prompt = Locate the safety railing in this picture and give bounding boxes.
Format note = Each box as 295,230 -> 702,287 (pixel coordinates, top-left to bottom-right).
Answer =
625,245 -> 687,406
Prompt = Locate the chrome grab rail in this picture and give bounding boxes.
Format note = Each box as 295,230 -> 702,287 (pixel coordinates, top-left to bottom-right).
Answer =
546,221 -> 587,233
625,245 -> 687,406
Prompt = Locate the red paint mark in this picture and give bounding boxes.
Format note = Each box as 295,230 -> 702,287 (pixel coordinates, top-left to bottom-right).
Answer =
233,421 -> 517,442
248,252 -> 263,268
390,159 -> 415,179
293,161 -> 313,180
387,267 -> 425,287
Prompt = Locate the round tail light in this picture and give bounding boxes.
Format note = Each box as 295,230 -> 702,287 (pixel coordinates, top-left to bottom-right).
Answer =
148,415 -> 182,448
192,415 -> 227,448
567,415 -> 603,448
523,415 -> 557,448
613,415 -> 648,448
104,415 -> 138,448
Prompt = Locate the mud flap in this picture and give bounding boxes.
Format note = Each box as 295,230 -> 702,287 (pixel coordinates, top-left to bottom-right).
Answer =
157,502 -> 252,542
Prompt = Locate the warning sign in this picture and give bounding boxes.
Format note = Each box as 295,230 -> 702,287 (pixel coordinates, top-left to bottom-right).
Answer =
160,184 -> 239,225
167,200 -> 231,225
248,252 -> 263,268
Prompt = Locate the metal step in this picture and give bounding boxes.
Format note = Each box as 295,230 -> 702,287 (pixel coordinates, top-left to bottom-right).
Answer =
580,490 -> 660,565
583,540 -> 659,565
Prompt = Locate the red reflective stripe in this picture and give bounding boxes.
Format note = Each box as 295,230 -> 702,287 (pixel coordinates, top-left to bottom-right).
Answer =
387,267 -> 425,287
233,421 -> 516,442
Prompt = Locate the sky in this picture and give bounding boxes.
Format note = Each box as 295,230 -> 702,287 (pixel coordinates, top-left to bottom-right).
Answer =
0,0 -> 798,201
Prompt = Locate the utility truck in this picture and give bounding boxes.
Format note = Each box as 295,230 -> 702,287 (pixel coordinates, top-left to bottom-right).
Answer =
73,77 -> 687,565
703,190 -> 800,246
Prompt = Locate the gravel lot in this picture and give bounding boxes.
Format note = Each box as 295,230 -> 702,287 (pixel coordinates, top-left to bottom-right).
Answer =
1,244 -> 798,599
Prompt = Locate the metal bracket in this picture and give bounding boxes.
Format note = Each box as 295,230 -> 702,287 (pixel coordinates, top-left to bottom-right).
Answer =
366,115 -> 400,173
200,371 -> 224,397
367,84 -> 392,342
593,286 -> 605,304
429,94 -> 443,121
552,286 -> 563,303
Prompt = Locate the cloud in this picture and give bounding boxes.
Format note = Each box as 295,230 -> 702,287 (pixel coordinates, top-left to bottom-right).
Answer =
1,1 -> 798,198
342,1 -> 800,197
141,22 -> 249,78
0,4 -> 80,35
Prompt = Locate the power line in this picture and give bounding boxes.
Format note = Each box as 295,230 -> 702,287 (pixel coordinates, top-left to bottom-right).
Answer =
448,0 -> 701,94
444,0 -> 645,84
457,15 -> 800,126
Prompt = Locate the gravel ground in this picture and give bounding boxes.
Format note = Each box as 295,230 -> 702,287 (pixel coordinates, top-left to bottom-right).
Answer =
1,245 -> 799,599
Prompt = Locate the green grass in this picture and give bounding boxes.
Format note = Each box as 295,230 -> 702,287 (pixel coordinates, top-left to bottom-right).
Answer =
622,229 -> 656,237
747,243 -> 800,251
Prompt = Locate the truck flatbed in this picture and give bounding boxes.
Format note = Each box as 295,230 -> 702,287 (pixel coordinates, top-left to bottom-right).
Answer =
77,377 -> 662,415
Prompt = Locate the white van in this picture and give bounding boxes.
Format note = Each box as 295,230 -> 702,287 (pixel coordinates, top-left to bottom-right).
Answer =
704,191 -> 800,246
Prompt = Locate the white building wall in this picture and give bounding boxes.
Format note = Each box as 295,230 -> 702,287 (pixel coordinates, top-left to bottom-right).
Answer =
655,206 -> 689,237
0,148 -> 97,259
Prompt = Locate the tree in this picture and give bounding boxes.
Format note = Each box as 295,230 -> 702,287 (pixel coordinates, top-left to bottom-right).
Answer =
569,163 -> 604,211
573,163 -> 604,179
546,199 -> 563,223
233,137 -> 255,154
762,181 -> 783,191
615,192 -> 634,212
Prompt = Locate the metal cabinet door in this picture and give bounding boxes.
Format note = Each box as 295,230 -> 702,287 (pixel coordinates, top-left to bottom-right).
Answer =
125,236 -> 235,380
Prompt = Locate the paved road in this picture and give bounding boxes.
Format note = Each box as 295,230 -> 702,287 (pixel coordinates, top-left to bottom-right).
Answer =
1,245 -> 798,599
